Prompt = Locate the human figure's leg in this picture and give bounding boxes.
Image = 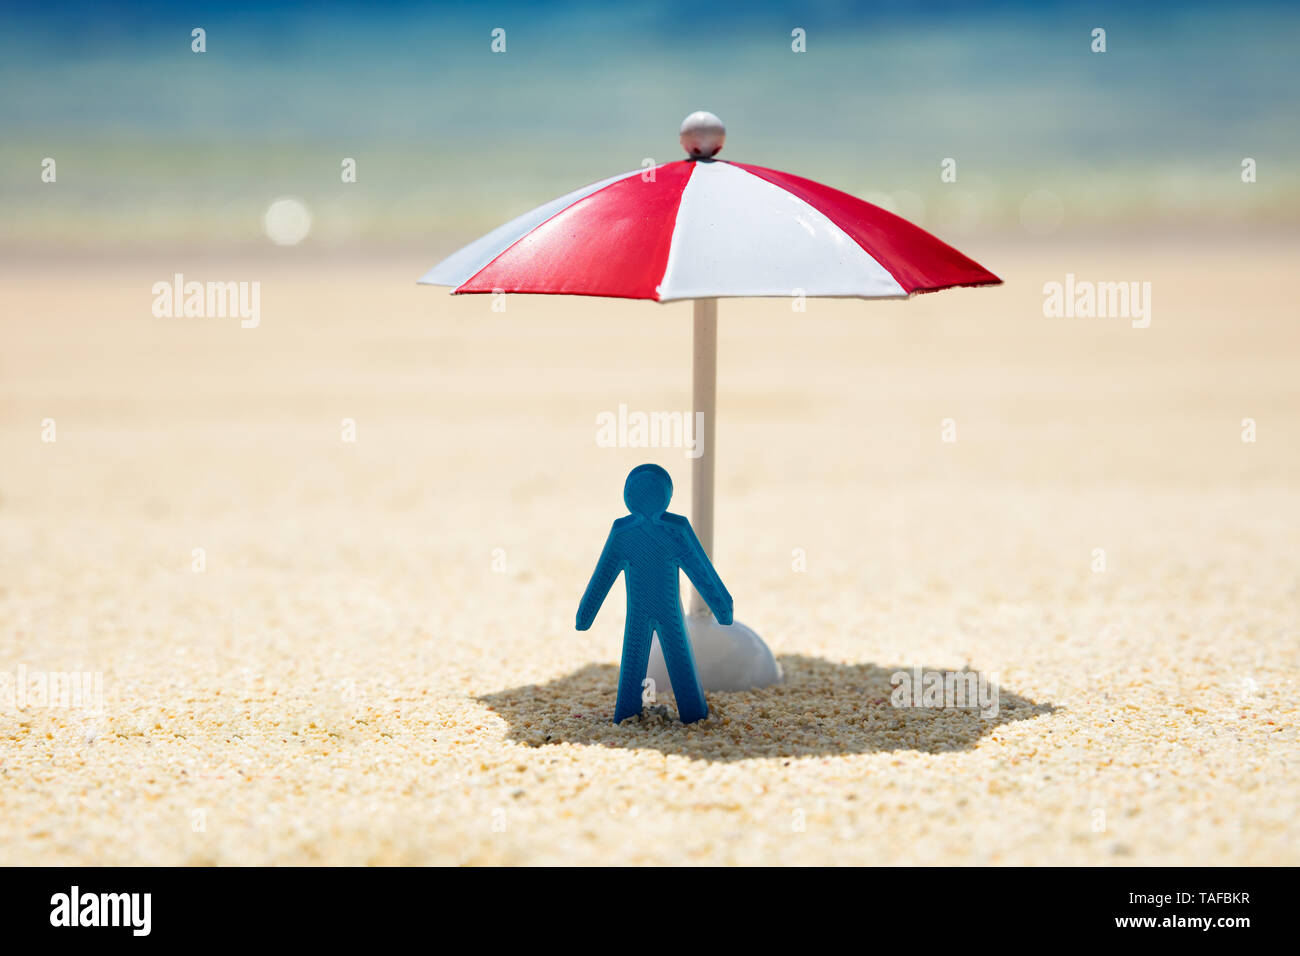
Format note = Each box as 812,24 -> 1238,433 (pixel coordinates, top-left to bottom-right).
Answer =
656,612 -> 708,723
614,609 -> 653,723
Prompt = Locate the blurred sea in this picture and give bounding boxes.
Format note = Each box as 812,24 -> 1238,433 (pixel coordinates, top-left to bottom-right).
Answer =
2,0 -> 1297,252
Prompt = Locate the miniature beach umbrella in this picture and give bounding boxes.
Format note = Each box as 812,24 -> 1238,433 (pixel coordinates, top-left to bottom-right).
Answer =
419,112 -> 1000,692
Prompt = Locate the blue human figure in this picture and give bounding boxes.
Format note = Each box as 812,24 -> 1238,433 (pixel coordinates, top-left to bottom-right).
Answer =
576,464 -> 733,724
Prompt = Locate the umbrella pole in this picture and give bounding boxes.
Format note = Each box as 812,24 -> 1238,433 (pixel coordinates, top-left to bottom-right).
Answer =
690,297 -> 717,616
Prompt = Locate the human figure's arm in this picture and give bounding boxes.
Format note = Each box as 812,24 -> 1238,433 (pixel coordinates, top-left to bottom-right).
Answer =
576,525 -> 623,630
671,518 -> 733,625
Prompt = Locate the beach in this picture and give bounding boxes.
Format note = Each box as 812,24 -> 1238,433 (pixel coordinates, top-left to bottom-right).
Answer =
1,235 -> 1296,865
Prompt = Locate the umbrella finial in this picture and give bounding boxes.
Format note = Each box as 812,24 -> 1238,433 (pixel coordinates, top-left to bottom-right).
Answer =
680,111 -> 725,159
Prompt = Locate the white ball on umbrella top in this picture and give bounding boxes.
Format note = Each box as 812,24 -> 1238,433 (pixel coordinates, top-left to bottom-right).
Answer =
679,111 -> 725,159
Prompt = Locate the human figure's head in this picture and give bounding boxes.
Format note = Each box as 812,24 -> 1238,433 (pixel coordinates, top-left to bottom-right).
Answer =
623,464 -> 672,517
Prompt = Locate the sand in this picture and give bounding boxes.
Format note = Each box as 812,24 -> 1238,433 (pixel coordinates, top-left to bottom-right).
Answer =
1,236 -> 1296,865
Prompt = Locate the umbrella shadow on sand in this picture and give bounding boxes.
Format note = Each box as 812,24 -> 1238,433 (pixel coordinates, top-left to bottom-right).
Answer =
477,654 -> 1055,762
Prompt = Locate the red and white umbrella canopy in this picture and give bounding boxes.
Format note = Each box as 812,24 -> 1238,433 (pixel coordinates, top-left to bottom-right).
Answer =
420,135 -> 1000,301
